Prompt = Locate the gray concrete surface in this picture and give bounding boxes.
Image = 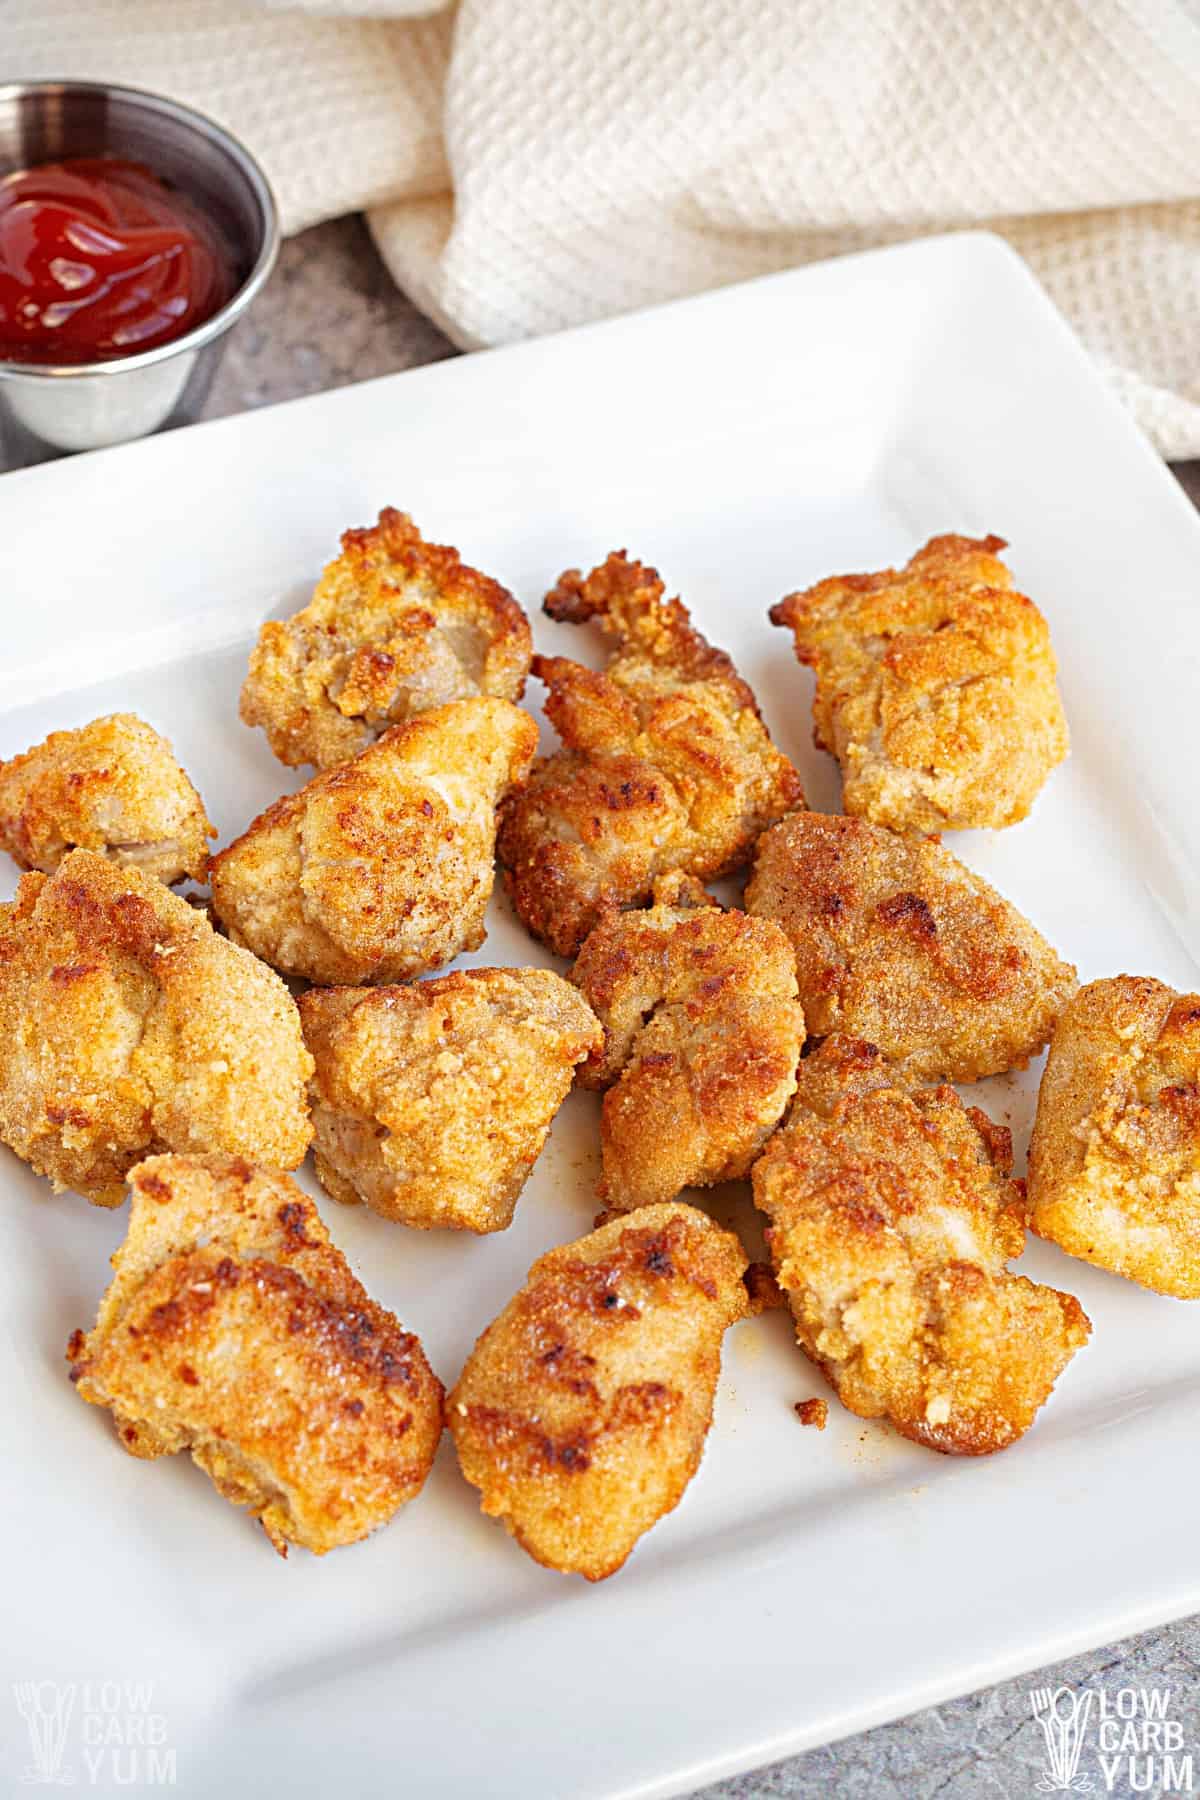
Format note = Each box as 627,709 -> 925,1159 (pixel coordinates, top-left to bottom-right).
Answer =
204,215 -> 455,419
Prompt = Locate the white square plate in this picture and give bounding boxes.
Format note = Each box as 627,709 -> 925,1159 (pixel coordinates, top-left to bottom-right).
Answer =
1,233 -> 1198,1800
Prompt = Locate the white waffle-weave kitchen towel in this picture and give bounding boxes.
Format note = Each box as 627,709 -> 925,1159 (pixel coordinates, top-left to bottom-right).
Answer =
7,0 -> 1200,454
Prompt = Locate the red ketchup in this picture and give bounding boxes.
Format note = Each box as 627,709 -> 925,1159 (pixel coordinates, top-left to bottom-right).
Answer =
0,157 -> 235,365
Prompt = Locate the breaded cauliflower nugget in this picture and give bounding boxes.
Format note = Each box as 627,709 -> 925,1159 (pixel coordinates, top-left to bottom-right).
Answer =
68,1155 -> 443,1554
449,1202 -> 747,1579
0,850 -> 312,1205
1028,976 -> 1200,1297
210,696 -> 537,986
241,509 -> 532,769
770,533 -> 1068,832
745,810 -> 1076,1084
497,551 -> 804,956
299,968 -> 601,1232
754,1062 -> 1090,1454
571,872 -> 804,1210
0,712 -> 213,883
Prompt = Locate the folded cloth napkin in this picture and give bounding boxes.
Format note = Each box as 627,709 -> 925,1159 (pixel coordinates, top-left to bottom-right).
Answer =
8,0 -> 1200,454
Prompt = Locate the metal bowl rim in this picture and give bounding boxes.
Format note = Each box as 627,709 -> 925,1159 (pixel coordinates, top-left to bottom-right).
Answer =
0,78 -> 280,382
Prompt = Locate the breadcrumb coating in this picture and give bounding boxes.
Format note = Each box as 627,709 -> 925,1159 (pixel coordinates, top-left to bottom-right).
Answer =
497,551 -> 803,956
571,872 -> 804,1210
1028,976 -> 1200,1297
210,697 -> 537,986
754,1072 -> 1090,1455
0,850 -> 312,1205
770,533 -> 1068,832
448,1202 -> 747,1579
745,810 -> 1076,1084
787,1033 -> 901,1118
68,1155 -> 443,1554
0,712 -> 213,883
240,509 -> 532,769
299,968 -> 602,1232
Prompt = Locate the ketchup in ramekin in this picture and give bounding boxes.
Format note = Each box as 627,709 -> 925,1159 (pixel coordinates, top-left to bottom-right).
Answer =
0,157 -> 235,365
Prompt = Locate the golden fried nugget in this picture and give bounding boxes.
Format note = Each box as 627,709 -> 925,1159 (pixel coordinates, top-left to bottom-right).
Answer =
0,851 -> 312,1205
299,968 -> 601,1232
770,533 -> 1068,832
1028,976 -> 1200,1297
754,1078 -> 1090,1454
68,1156 -> 443,1554
497,551 -> 803,956
571,872 -> 804,1210
210,697 -> 537,986
0,712 -> 213,883
240,509 -> 532,769
449,1202 -> 747,1579
745,810 -> 1076,1084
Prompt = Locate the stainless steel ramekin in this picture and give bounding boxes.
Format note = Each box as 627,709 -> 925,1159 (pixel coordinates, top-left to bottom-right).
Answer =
0,80 -> 279,460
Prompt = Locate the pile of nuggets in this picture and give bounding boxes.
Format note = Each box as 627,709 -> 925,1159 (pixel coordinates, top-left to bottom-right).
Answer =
3,515 -> 1195,1579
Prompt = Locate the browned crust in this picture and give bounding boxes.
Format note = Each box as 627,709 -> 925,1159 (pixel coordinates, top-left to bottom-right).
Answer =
210,697 -> 538,986
769,534 -> 1067,833
545,551 -> 762,709
68,1154 -> 443,1554
793,1397 -> 828,1429
571,875 -> 804,1209
240,509 -> 532,770
744,1262 -> 786,1314
498,552 -> 803,957
0,713 -> 214,883
1028,975 -> 1200,1296
769,534 -> 1010,637
754,1082 -> 1090,1456
0,851 -> 312,1204
745,810 -> 1077,1085
298,967 -> 601,1232
448,1203 -> 748,1579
